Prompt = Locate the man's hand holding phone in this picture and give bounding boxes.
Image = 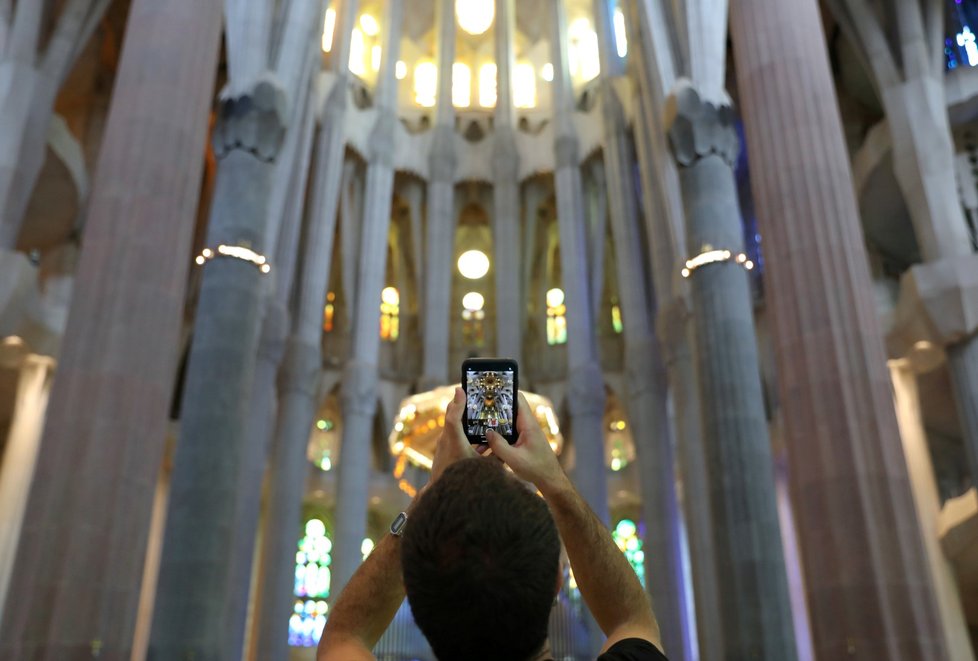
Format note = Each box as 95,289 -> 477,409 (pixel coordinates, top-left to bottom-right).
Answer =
485,392 -> 570,498
430,387 -> 478,484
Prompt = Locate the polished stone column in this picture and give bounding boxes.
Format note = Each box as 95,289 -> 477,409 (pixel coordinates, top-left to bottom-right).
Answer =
250,1 -> 361,657
730,1 -> 949,657
0,354 -> 53,626
224,45 -> 320,658
591,3 -> 689,656
624,4 -> 721,655
492,0 -> 522,362
331,0 -> 405,604
549,0 -> 608,526
0,1 -> 222,657
421,0 -> 457,388
149,1 -> 320,656
666,82 -> 797,659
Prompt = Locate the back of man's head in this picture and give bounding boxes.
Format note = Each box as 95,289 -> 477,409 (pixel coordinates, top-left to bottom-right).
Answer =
402,457 -> 561,661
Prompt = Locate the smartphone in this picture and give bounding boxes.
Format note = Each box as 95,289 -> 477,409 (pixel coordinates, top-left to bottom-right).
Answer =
461,358 -> 518,445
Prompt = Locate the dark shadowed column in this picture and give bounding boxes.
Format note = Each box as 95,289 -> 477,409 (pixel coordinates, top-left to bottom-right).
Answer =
0,0 -> 221,657
730,0 -> 948,658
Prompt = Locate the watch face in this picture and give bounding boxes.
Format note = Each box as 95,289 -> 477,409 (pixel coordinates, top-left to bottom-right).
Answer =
391,512 -> 408,536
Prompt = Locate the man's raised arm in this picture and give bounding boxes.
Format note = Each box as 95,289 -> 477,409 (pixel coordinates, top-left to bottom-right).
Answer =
487,394 -> 662,655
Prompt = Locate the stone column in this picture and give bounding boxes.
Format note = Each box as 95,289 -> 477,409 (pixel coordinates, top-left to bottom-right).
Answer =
331,0 -> 405,602
549,0 -> 607,524
626,4 -> 719,653
0,354 -> 53,625
149,1 -> 320,654
492,0 -> 521,362
250,1 -> 361,657
665,81 -> 797,659
0,1 -> 222,657
590,3 -> 689,656
890,364 -> 974,659
224,45 -> 320,658
729,1 -> 949,657
421,0 -> 457,388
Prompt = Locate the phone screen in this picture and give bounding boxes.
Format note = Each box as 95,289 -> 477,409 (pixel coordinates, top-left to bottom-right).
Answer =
464,368 -> 515,439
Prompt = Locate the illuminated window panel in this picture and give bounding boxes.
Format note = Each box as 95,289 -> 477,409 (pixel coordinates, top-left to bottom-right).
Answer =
371,44 -> 382,71
349,27 -> 366,76
479,63 -> 497,108
462,291 -> 486,347
611,302 -> 623,334
613,519 -> 645,587
568,18 -> 600,82
546,288 -> 567,346
453,62 -> 472,108
380,286 -> 400,342
414,62 -> 438,107
513,62 -> 536,108
396,60 -> 408,80
613,7 -> 628,58
323,291 -> 335,332
322,8 -> 336,52
456,0 -> 495,35
289,519 -> 332,647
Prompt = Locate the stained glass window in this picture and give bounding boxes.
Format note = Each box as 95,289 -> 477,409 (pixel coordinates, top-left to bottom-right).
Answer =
546,288 -> 567,346
462,291 -> 486,347
611,302 -> 623,334
613,519 -> 645,587
380,287 -> 400,342
289,518 -> 332,647
323,292 -> 335,332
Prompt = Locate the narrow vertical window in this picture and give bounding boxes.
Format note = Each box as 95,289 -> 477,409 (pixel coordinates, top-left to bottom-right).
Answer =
380,286 -> 400,342
323,292 -> 335,332
289,519 -> 332,647
546,288 -> 567,346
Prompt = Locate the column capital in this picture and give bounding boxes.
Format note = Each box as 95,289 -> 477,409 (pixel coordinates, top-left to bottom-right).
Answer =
655,296 -> 692,364
341,360 -> 380,417
555,134 -> 580,170
567,362 -> 607,418
369,109 -> 398,167
279,336 -> 321,397
888,253 -> 978,360
213,74 -> 289,162
664,79 -> 739,168
492,129 -> 519,178
429,124 -> 457,182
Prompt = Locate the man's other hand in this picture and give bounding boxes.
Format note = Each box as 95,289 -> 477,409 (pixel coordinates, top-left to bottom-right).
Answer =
485,392 -> 568,495
430,387 -> 477,484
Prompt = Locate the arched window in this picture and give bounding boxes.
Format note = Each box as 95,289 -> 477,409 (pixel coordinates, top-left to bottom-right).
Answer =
613,518 -> 645,587
546,288 -> 567,346
323,291 -> 336,332
611,300 -> 623,334
479,62 -> 497,108
613,7 -> 628,58
453,62 -> 472,107
568,18 -> 600,82
289,519 -> 332,647
462,291 -> 486,347
349,27 -> 367,76
513,62 -> 537,108
414,62 -> 438,107
380,286 -> 400,342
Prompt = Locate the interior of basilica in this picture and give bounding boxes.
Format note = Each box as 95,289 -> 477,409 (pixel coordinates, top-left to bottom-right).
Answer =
0,0 -> 977,659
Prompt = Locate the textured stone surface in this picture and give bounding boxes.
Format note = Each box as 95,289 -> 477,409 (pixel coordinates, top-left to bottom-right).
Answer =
730,0 -> 948,657
0,0 -> 222,656
667,85 -> 798,659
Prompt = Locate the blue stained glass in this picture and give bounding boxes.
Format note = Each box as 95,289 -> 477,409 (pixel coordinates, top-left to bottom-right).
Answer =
289,519 -> 333,647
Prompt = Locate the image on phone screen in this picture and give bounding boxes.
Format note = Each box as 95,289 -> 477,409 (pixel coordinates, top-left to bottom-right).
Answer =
465,369 -> 515,438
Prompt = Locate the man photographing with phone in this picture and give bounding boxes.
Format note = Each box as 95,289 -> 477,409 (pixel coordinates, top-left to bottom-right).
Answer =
317,386 -> 667,661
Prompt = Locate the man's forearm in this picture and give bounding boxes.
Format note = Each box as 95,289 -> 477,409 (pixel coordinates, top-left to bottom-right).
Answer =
541,473 -> 659,640
317,532 -> 404,657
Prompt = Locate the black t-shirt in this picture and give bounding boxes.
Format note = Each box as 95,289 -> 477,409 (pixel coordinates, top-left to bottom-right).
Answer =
596,638 -> 669,661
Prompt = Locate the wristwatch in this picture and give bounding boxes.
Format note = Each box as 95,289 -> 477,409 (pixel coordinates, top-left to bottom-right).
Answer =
390,511 -> 408,537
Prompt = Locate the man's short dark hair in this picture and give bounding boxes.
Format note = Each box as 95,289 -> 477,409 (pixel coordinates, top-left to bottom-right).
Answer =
402,458 -> 561,661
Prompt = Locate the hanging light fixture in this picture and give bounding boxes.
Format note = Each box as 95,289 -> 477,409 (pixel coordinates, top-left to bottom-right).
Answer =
456,0 -> 494,36
457,249 -> 490,279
